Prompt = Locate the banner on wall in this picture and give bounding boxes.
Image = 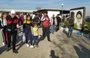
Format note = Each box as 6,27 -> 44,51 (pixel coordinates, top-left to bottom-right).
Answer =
70,7 -> 86,30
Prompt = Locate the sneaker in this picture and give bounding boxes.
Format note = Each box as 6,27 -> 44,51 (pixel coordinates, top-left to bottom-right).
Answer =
48,39 -> 51,42
30,45 -> 34,48
2,42 -> 5,46
34,45 -> 38,48
6,47 -> 11,51
13,50 -> 18,53
26,44 -> 29,47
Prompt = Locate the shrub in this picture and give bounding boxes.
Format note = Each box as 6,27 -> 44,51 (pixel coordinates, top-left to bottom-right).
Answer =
83,22 -> 90,33
64,19 -> 69,27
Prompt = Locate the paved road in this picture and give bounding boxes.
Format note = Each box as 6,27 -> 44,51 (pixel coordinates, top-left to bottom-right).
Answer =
0,28 -> 90,58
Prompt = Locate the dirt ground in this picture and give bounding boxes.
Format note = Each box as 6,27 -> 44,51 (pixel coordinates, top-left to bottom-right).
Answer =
0,28 -> 90,58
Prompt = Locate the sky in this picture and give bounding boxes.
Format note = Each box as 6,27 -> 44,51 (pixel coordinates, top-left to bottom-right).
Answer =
0,0 -> 90,16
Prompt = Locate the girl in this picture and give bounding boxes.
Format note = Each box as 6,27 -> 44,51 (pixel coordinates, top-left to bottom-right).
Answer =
23,15 -> 33,47
31,22 -> 39,48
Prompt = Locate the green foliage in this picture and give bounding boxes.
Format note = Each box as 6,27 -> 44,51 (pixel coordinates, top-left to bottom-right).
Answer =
64,18 -> 69,27
83,22 -> 90,33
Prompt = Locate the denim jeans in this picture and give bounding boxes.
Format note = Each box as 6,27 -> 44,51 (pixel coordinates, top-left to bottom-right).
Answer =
50,25 -> 56,34
33,36 -> 38,45
24,26 -> 32,44
68,26 -> 73,37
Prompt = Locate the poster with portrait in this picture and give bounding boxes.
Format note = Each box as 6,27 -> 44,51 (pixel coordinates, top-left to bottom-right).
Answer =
70,7 -> 85,30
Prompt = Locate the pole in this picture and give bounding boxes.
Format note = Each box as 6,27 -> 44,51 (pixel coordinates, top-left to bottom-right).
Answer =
61,3 -> 64,27
61,3 -> 64,22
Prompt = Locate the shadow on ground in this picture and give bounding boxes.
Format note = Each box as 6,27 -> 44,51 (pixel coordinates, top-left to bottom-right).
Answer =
74,44 -> 90,58
0,34 -> 25,54
83,33 -> 90,40
50,50 -> 59,58
63,29 -> 68,37
0,46 -> 7,54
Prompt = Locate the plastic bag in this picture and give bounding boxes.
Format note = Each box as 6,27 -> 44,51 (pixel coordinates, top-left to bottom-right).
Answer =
22,33 -> 26,42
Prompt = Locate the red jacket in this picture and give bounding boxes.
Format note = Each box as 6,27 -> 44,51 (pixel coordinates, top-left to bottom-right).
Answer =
6,15 -> 19,30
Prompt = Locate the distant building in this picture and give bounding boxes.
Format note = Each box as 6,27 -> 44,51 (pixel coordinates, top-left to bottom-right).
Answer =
0,8 -> 70,19
34,9 -> 70,18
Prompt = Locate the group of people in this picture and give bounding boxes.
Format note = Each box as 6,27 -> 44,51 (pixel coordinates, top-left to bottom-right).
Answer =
0,10 -> 62,53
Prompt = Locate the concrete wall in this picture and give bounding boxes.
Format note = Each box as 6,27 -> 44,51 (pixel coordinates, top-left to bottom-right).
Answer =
48,11 -> 60,19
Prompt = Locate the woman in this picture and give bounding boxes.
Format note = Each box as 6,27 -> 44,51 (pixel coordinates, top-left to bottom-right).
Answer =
23,15 -> 33,48
0,13 -> 2,28
2,13 -> 8,46
0,13 -> 5,46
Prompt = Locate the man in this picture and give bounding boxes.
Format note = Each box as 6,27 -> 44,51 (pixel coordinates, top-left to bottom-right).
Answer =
41,13 -> 51,42
50,14 -> 57,34
6,10 -> 19,53
56,14 -> 61,31
68,12 -> 74,38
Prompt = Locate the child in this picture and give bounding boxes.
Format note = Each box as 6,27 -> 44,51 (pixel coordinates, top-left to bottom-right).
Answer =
31,22 -> 39,48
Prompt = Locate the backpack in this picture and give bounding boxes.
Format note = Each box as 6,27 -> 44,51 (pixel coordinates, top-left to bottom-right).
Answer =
42,18 -> 50,28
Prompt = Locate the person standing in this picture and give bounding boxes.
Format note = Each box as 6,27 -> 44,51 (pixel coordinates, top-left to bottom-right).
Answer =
6,10 -> 19,53
0,13 -> 5,46
41,13 -> 51,42
17,13 -> 24,41
2,13 -> 8,46
31,22 -> 39,47
19,13 -> 24,26
33,14 -> 40,26
56,14 -> 61,31
0,13 -> 3,28
23,14 -> 33,48
50,14 -> 57,34
68,12 -> 74,38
